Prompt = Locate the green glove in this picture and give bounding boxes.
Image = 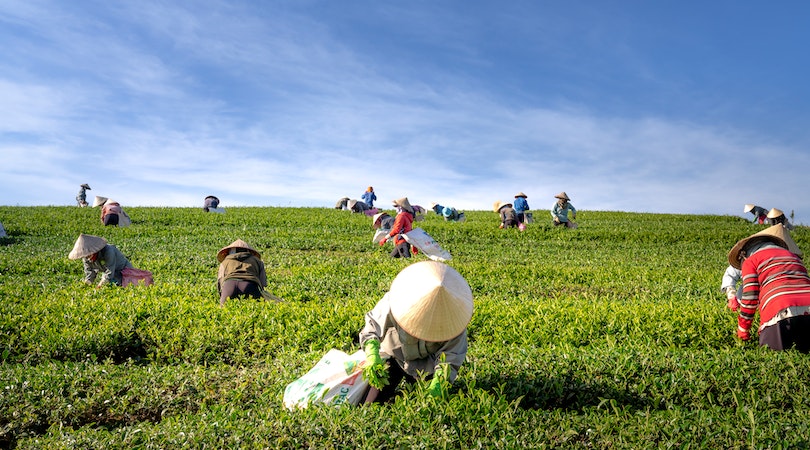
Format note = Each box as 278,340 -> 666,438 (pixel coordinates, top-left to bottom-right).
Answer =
362,340 -> 389,389
427,362 -> 451,398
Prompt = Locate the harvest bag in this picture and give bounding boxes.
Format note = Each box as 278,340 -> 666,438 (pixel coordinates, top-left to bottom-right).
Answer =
402,227 -> 452,262
284,349 -> 369,410
372,229 -> 387,244
118,211 -> 132,227
121,267 -> 153,287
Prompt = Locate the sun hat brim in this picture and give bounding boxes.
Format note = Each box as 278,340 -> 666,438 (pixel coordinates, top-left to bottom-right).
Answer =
728,224 -> 802,269
217,239 -> 261,262
68,234 -> 107,259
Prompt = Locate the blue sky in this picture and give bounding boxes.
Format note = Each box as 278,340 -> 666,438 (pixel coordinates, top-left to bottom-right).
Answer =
2,1 -> 809,224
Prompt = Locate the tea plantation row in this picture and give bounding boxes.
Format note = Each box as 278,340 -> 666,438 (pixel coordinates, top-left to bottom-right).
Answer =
1,206 -> 808,448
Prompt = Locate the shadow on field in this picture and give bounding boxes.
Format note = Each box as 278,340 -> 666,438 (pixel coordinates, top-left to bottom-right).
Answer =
469,373 -> 650,411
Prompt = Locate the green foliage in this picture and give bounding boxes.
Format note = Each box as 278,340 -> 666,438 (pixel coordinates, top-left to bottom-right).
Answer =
1,206 -> 809,448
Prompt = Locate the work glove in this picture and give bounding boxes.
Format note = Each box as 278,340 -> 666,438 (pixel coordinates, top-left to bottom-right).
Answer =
726,289 -> 739,311
378,238 -> 387,246
362,340 -> 389,389
426,362 -> 451,399
736,329 -> 750,341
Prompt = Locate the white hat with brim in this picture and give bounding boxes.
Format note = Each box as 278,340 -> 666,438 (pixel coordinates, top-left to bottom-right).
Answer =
728,224 -> 802,269
103,198 -> 119,206
743,204 -> 755,213
217,239 -> 261,262
495,201 -> 512,212
388,261 -> 473,342
554,191 -> 570,200
68,234 -> 107,260
372,212 -> 388,227
767,208 -> 784,219
348,199 -> 358,209
392,197 -> 414,214
92,196 -> 108,207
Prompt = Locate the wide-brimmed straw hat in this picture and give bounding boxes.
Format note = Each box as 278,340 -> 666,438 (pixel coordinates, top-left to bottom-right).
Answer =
743,204 -> 756,213
494,201 -> 512,212
68,234 -> 107,260
727,224 -> 802,269
515,192 -> 527,198
80,183 -> 91,189
103,198 -> 119,206
92,196 -> 108,207
554,191 -> 570,200
217,239 -> 261,262
372,212 -> 389,227
388,261 -> 474,342
392,197 -> 414,214
767,208 -> 784,219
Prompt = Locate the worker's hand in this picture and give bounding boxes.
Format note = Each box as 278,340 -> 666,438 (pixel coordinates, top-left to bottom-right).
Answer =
726,290 -> 739,311
378,238 -> 387,246
362,340 -> 389,389
736,329 -> 750,341
427,363 -> 450,399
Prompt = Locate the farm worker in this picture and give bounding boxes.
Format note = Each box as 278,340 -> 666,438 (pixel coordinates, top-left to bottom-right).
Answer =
100,199 -> 130,227
361,186 -> 377,208
203,195 -> 220,212
360,261 -> 473,403
348,199 -> 371,214
727,224 -> 810,352
494,200 -> 519,229
767,208 -> 794,230
743,204 -> 768,224
430,202 -> 463,222
551,192 -> 577,228
335,197 -> 350,209
720,265 -> 742,311
379,197 -> 416,258
216,239 -> 271,307
513,192 -> 530,223
68,234 -> 134,287
76,183 -> 91,207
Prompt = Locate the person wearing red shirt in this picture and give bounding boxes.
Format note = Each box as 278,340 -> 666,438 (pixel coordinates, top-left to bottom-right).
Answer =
728,224 -> 810,352
379,197 -> 415,258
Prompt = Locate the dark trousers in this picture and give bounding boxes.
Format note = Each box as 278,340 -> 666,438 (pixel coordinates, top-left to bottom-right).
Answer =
390,242 -> 411,258
362,361 -> 417,404
219,279 -> 262,306
103,214 -> 119,226
759,315 -> 810,353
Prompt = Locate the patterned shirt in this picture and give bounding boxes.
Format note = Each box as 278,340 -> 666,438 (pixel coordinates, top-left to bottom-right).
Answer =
738,244 -> 810,334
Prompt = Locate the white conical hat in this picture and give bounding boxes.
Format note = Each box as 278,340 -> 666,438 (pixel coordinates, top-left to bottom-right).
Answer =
728,224 -> 802,269
554,191 -> 570,200
217,239 -> 261,262
388,261 -> 474,342
68,234 -> 107,259
92,196 -> 108,207
372,212 -> 389,227
767,208 -> 784,219
743,204 -> 755,213
392,197 -> 414,214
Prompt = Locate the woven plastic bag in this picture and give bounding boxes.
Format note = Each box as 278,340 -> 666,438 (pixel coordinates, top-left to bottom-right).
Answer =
121,267 -> 153,287
284,349 -> 368,410
402,227 -> 451,262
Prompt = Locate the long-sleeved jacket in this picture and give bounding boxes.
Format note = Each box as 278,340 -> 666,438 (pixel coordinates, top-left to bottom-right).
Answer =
101,203 -> 123,223
359,293 -> 467,382
361,191 -> 377,207
551,200 -> 576,223
721,265 -> 742,293
83,244 -> 134,286
749,206 -> 768,223
738,244 -> 810,335
217,252 -> 267,290
513,197 -> 529,213
386,211 -> 414,246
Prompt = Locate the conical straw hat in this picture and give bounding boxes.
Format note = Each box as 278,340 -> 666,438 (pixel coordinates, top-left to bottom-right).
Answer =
554,191 -> 570,200
743,204 -> 755,213
68,234 -> 107,260
728,224 -> 802,269
388,261 -> 474,342
515,192 -> 527,198
495,201 -> 512,212
92,196 -> 108,207
767,208 -> 784,219
103,198 -> 119,206
217,239 -> 261,262
392,197 -> 414,214
372,212 -> 388,227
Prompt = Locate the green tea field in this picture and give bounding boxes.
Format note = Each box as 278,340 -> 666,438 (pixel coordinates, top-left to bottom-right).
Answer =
1,206 -> 809,449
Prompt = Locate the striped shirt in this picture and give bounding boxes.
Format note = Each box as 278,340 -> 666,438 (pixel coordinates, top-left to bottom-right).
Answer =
738,245 -> 810,334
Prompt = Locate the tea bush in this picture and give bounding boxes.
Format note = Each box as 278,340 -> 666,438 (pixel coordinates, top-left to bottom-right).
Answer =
1,206 -> 809,448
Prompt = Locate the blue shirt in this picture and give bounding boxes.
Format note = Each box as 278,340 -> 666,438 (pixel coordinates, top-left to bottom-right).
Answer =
361,191 -> 377,207
513,197 -> 529,213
